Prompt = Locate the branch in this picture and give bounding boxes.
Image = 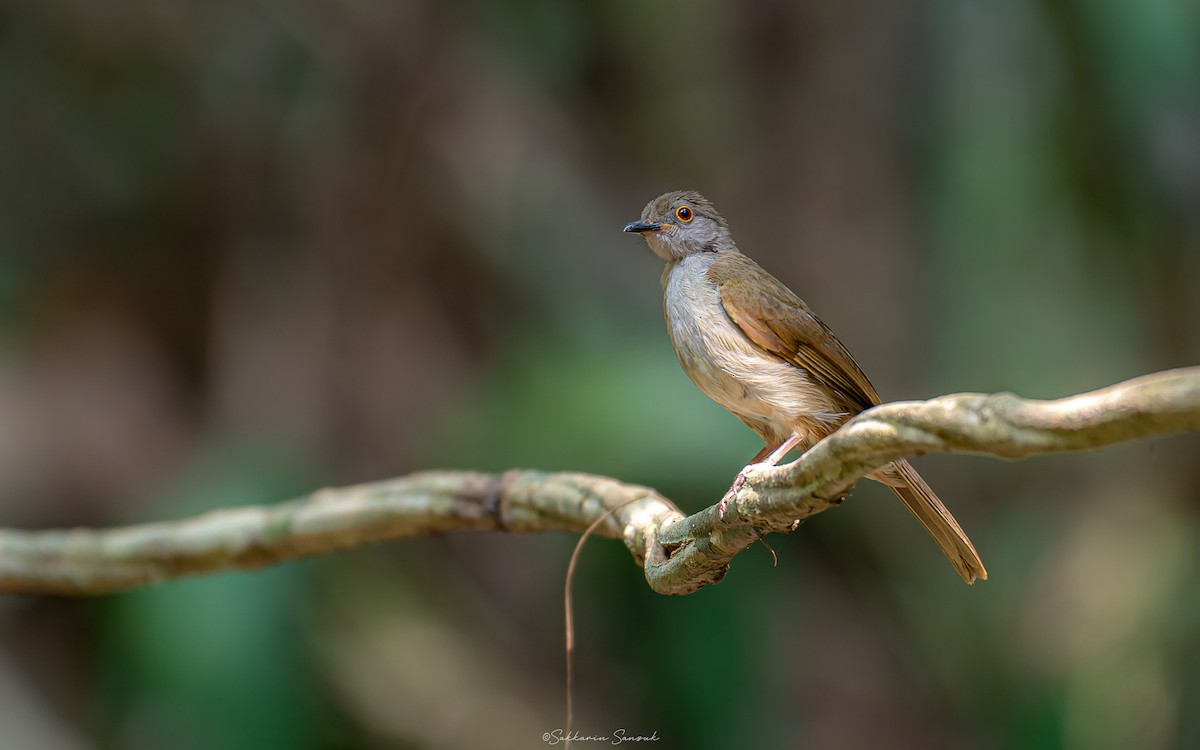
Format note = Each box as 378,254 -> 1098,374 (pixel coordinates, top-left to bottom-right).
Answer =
1,368 -> 1197,596
0,473 -> 681,596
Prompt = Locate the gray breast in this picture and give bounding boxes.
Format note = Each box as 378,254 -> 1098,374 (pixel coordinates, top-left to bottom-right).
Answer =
661,253 -> 844,444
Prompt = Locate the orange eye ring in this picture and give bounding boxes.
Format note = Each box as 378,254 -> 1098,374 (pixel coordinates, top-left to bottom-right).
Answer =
675,205 -> 693,223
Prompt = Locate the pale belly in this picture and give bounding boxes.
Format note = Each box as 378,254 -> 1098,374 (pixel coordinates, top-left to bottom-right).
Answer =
662,254 -> 845,446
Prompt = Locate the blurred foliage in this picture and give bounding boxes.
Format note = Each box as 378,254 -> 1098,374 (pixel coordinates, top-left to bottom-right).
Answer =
0,0 -> 1198,748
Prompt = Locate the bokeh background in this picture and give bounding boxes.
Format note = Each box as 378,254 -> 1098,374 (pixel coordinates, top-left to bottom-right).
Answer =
1,1 -> 1199,748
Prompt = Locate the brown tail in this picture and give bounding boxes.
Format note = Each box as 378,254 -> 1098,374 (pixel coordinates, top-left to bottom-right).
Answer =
880,459 -> 987,584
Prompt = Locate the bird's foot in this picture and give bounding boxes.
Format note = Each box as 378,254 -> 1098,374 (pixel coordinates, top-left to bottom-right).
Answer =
716,486 -> 737,520
717,464 -> 762,519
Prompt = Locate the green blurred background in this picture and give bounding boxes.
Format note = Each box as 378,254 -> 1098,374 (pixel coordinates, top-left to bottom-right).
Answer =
1,1 -> 1198,748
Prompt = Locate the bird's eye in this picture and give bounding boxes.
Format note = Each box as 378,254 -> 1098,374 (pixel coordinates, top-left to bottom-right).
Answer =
675,205 -> 693,223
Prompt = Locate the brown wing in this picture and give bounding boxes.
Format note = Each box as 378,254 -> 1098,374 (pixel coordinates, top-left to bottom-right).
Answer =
711,253 -> 880,413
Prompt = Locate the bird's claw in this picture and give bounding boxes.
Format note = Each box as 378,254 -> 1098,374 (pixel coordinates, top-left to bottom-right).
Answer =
717,467 -> 757,519
717,490 -> 735,519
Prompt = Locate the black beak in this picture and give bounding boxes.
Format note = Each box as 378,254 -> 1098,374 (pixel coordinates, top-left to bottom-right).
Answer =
623,220 -> 662,234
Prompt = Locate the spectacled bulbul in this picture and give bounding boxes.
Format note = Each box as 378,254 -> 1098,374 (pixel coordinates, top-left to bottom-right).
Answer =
624,190 -> 986,584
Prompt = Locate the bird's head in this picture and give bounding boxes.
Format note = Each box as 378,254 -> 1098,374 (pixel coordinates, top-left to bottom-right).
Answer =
623,190 -> 734,262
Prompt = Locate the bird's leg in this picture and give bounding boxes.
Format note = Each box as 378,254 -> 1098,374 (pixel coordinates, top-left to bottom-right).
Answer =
746,443 -> 777,466
717,432 -> 806,518
759,432 -> 805,466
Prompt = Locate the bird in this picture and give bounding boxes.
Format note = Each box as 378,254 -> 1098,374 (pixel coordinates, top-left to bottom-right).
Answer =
623,189 -> 986,584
